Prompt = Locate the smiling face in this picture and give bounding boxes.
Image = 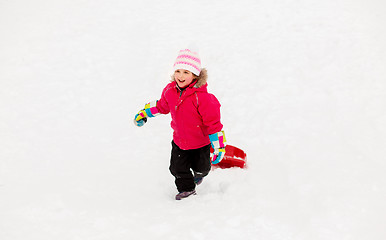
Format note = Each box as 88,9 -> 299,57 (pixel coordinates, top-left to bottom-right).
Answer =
174,69 -> 195,88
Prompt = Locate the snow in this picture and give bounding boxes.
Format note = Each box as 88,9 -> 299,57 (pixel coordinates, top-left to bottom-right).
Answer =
1,0 -> 386,239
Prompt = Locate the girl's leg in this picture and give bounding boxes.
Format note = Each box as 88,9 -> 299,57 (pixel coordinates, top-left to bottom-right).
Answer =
169,141 -> 195,192
191,143 -> 211,179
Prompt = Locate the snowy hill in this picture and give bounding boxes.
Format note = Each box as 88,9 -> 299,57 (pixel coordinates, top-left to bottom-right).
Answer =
1,0 -> 386,239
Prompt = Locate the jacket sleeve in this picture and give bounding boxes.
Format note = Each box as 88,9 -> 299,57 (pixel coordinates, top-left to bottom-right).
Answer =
155,84 -> 171,114
197,93 -> 223,135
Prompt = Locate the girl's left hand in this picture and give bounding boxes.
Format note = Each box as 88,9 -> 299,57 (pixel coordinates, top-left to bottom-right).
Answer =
211,147 -> 225,164
209,130 -> 227,164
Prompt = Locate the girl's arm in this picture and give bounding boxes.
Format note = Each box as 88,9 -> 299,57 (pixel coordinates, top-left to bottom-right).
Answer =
133,84 -> 171,127
198,93 -> 223,134
198,93 -> 226,164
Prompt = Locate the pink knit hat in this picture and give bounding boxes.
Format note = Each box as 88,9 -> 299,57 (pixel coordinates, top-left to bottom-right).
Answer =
173,49 -> 201,76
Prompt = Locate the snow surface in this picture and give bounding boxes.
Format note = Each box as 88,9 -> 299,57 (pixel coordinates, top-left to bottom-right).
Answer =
1,0 -> 386,239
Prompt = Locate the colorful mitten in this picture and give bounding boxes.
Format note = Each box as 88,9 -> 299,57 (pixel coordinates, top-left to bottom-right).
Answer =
134,100 -> 160,127
209,130 -> 227,164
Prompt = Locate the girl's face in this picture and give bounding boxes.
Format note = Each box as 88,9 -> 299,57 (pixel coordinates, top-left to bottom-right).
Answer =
174,69 -> 195,88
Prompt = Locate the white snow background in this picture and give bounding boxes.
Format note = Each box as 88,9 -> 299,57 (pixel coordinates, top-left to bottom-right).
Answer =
1,0 -> 386,239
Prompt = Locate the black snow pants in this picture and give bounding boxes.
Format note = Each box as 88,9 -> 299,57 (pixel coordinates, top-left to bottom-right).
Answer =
169,141 -> 211,192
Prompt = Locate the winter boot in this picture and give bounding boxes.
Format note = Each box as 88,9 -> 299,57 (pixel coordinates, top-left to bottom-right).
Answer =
175,190 -> 196,200
194,177 -> 203,186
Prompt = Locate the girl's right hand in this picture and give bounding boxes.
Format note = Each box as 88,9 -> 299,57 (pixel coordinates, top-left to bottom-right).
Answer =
133,100 -> 159,127
134,110 -> 147,127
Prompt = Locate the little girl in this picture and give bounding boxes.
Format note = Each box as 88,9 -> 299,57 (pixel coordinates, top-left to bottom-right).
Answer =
134,48 -> 226,200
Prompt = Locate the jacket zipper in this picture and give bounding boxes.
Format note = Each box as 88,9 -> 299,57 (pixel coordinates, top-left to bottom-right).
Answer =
176,85 -> 186,110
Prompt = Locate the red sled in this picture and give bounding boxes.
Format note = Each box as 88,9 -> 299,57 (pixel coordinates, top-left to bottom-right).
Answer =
211,145 -> 247,169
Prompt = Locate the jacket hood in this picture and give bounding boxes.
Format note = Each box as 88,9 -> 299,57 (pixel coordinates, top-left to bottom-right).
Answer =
194,68 -> 208,88
171,68 -> 208,88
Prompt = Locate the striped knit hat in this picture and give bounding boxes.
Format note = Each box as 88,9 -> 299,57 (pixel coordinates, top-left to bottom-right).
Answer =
173,49 -> 201,76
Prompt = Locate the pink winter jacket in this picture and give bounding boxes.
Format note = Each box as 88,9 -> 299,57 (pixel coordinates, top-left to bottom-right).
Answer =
156,77 -> 223,150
